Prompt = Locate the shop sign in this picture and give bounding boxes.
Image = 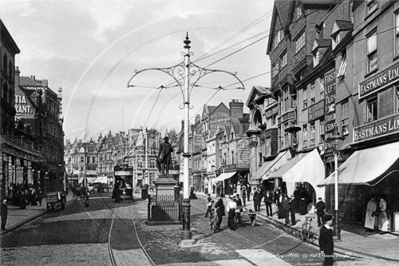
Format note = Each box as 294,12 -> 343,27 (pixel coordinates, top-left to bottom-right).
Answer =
115,171 -> 132,176
353,113 -> 399,142
15,94 -> 35,119
324,69 -> 336,134
358,61 -> 399,99
237,138 -> 250,168
308,100 -> 324,122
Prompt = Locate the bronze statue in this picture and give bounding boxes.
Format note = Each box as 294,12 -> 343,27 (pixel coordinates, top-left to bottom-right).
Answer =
157,136 -> 173,174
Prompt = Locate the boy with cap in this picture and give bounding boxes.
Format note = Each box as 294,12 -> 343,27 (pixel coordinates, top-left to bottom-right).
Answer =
319,214 -> 334,266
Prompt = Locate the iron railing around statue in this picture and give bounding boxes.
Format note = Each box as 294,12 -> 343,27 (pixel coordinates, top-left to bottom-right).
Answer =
147,194 -> 182,224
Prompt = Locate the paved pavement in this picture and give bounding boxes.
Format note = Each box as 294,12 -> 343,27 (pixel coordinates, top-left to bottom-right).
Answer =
1,190 -> 398,264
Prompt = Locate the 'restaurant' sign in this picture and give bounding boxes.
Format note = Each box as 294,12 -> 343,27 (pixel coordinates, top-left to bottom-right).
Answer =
308,100 -> 324,122
353,113 -> 399,142
358,61 -> 399,99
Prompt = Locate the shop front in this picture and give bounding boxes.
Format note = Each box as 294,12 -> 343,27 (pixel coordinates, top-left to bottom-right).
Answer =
319,141 -> 399,231
267,148 -> 325,208
251,150 -> 292,190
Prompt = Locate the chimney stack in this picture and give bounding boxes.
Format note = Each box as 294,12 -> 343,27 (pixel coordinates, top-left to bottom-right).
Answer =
15,66 -> 20,87
229,99 -> 244,123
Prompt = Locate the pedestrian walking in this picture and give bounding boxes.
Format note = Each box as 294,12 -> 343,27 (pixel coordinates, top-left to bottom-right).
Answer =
214,197 -> 225,232
282,194 -> 290,225
315,197 -> 326,227
226,195 -> 237,230
319,214 -> 334,266
205,194 -> 213,218
37,188 -> 43,206
289,195 -> 297,225
253,187 -> 260,212
1,198 -> 8,231
264,190 -> 273,217
241,185 -> 247,207
246,185 -> 251,202
273,188 -> 281,206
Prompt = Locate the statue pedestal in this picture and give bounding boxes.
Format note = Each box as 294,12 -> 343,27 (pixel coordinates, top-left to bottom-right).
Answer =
153,174 -> 178,197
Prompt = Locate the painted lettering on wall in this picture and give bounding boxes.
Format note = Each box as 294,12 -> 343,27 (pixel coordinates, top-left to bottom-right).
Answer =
353,114 -> 399,142
14,95 -> 33,114
210,111 -> 230,130
324,69 -> 336,134
359,61 -> 399,99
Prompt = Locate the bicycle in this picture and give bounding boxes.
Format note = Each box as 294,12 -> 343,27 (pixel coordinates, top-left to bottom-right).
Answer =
301,216 -> 316,243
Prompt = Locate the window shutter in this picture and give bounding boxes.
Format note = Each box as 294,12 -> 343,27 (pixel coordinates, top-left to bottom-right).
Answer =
378,88 -> 394,118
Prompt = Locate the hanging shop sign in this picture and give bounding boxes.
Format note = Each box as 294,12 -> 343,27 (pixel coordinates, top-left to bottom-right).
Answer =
358,61 -> 399,99
324,69 -> 336,134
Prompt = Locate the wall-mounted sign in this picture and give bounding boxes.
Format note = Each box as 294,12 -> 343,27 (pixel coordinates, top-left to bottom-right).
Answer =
353,113 -> 399,142
324,69 -> 336,134
115,171 -> 132,176
210,111 -> 230,131
308,100 -> 324,122
14,94 -> 35,119
358,61 -> 399,99
237,138 -> 250,168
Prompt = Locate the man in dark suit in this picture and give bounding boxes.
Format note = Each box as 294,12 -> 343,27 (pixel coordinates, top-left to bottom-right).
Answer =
264,190 -> 273,217
1,198 -> 8,231
319,214 -> 334,266
315,197 -> 326,227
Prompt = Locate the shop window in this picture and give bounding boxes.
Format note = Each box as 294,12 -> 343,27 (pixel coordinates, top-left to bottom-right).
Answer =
302,125 -> 308,146
296,32 -> 305,53
367,31 -> 377,73
309,123 -> 315,145
341,101 -> 349,136
366,97 -> 378,123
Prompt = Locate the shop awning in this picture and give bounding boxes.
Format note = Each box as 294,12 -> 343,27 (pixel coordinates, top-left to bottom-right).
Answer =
268,149 -> 325,199
213,172 -> 236,182
261,151 -> 292,181
93,175 -> 108,184
318,142 -> 399,187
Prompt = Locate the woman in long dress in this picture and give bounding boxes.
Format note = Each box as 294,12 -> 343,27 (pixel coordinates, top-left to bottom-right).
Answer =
379,198 -> 389,232
364,198 -> 377,230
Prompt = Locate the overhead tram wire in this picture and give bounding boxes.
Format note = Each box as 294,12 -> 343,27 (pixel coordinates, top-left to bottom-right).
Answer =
195,11 -> 273,62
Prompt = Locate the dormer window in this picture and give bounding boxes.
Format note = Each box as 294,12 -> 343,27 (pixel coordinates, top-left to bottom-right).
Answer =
332,33 -> 341,50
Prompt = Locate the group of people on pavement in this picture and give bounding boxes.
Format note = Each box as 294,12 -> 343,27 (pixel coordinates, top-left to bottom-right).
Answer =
6,184 -> 44,209
205,193 -> 245,232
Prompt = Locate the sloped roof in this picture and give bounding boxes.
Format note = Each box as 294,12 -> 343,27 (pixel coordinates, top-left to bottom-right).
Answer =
20,76 -> 42,87
267,0 -> 293,54
246,85 -> 272,107
312,39 -> 332,53
331,20 -> 353,36
302,0 -> 336,4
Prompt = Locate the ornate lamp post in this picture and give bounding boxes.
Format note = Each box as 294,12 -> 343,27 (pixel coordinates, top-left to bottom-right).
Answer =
326,132 -> 344,240
127,33 -> 244,241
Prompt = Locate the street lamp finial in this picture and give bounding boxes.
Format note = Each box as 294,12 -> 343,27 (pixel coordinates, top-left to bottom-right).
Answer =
184,32 -> 191,49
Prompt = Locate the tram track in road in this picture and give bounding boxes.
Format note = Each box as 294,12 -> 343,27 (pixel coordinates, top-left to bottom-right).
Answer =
100,193 -> 155,266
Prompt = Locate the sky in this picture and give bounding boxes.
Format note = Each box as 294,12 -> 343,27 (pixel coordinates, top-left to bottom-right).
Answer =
0,0 -> 273,142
